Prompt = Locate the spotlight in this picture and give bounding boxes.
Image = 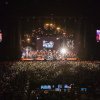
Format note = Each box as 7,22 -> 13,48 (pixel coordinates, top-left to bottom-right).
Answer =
26,38 -> 31,43
60,48 -> 67,54
37,37 -> 40,40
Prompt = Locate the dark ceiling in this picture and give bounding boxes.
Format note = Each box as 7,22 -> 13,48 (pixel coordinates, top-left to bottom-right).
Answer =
0,0 -> 100,17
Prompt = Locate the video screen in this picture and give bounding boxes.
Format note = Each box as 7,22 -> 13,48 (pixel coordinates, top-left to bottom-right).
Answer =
43,40 -> 54,48
36,37 -> 60,50
96,30 -> 100,42
0,31 -> 2,43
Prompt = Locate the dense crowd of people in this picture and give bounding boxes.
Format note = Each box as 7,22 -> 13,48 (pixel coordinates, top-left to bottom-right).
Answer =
0,60 -> 100,100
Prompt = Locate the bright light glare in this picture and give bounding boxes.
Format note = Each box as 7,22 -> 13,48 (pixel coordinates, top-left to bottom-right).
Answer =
27,38 -> 31,42
45,24 -> 49,26
57,27 -> 60,30
60,48 -> 67,54
50,23 -> 53,26
63,33 -> 66,35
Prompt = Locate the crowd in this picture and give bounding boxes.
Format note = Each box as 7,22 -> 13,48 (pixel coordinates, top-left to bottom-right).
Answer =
11,60 -> 100,72
0,60 -> 100,100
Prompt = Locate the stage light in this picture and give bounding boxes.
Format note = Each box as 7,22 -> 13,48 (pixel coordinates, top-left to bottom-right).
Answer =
37,37 -> 40,40
63,33 -> 66,35
44,23 -> 49,30
56,27 -> 60,30
60,48 -> 67,54
26,38 -> 31,42
45,23 -> 49,26
50,23 -> 53,26
56,37 -> 60,40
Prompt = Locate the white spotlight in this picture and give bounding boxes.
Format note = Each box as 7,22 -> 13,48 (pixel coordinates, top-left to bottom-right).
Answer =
60,48 -> 67,54
26,38 -> 31,42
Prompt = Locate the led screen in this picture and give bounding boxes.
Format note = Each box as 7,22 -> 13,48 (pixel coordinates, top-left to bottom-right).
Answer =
0,31 -> 2,43
43,40 -> 54,48
36,37 -> 60,50
96,30 -> 100,42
